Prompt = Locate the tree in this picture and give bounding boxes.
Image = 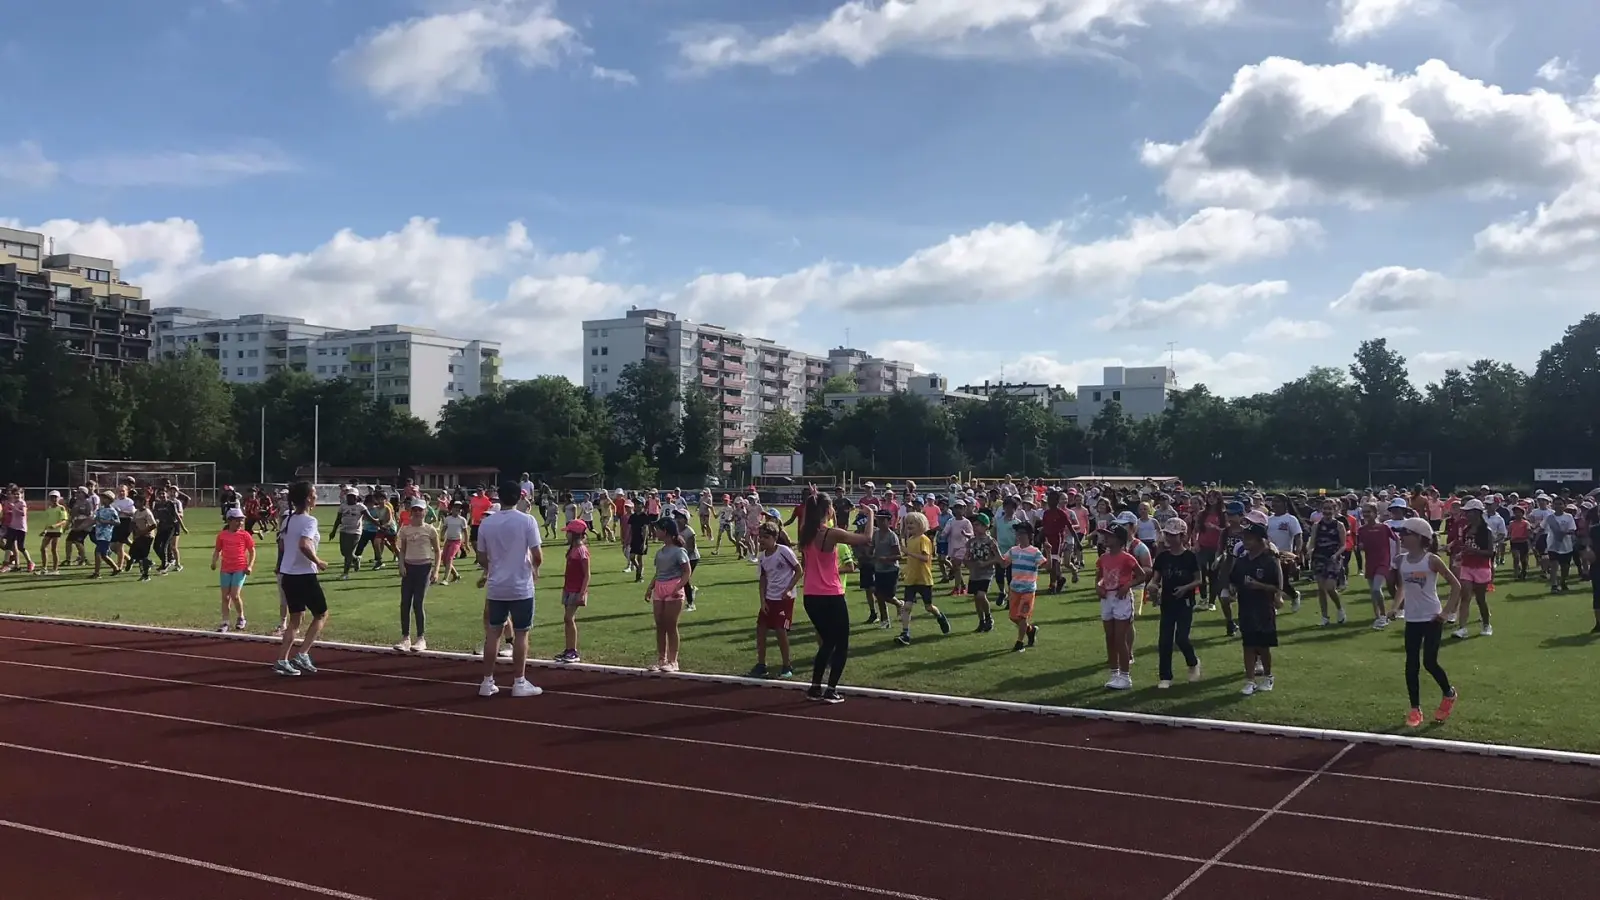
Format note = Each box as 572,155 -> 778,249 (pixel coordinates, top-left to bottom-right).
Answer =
1088,400 -> 1133,470
676,385 -> 720,481
752,408 -> 800,454
617,451 -> 660,490
818,373 -> 857,397
609,362 -> 680,462
129,349 -> 238,463
1349,338 -> 1420,453
435,375 -> 603,477
1520,314 -> 1600,471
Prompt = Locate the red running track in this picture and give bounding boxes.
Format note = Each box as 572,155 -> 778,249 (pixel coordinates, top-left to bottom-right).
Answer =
1,619 -> 1598,900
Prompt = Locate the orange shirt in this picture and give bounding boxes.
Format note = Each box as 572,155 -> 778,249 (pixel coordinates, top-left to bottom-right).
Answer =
214,529 -> 256,572
469,495 -> 492,525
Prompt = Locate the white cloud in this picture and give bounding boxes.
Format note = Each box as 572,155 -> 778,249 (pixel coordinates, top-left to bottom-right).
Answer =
1094,280 -> 1288,331
1474,178 -> 1600,267
676,208 -> 1314,337
1247,317 -> 1333,341
1142,57 -> 1600,209
335,1 -> 589,116
0,141 -> 60,188
675,0 -> 1243,73
1330,0 -> 1442,44
0,217 -> 205,269
1330,266 -> 1453,313
590,65 -> 638,86
1537,56 -> 1577,86
63,145 -> 297,188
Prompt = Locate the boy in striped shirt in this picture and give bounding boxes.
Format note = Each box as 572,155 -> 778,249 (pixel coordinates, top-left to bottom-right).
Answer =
1004,521 -> 1045,652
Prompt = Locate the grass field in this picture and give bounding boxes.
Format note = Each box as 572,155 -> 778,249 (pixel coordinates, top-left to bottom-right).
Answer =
4,510 -> 1599,752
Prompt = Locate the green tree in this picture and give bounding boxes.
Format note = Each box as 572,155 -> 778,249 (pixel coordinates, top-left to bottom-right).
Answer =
617,451 -> 660,490
1088,400 -> 1133,470
751,407 -> 800,454
677,385 -> 720,481
818,373 -> 857,397
1349,338 -> 1421,454
1520,314 -> 1600,471
609,362 -> 681,461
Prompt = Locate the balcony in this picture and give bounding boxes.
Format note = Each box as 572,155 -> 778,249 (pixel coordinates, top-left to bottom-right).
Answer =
723,361 -> 746,374
700,374 -> 720,387
700,355 -> 719,368
759,384 -> 779,397
722,409 -> 745,423
645,331 -> 668,347
723,427 -> 741,439
700,339 -> 719,351
722,376 -> 746,389
724,344 -> 745,357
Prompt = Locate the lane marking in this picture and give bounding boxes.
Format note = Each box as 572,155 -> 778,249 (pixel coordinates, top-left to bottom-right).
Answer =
0,738 -> 1497,900
8,665 -> 1597,859
1162,743 -> 1356,900
0,659 -> 1263,813
0,690 -> 1225,864
0,819 -> 377,899
8,633 -> 1599,810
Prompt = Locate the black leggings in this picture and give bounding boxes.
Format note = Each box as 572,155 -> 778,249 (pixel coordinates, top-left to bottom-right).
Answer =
400,563 -> 431,637
154,525 -> 176,567
1403,620 -> 1451,709
1157,602 -> 1199,681
686,557 -> 699,604
803,594 -> 850,691
1196,549 -> 1217,600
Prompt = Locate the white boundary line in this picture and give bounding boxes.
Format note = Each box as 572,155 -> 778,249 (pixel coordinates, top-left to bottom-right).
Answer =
0,737 -> 1497,900
8,685 -> 1593,858
4,612 -> 1599,768
1162,743 -> 1355,899
0,819 -> 377,899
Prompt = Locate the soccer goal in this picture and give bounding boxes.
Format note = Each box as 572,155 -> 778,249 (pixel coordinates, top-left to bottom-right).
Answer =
69,459 -> 220,507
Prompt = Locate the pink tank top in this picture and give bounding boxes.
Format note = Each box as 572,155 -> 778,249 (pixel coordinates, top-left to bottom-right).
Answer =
803,533 -> 844,597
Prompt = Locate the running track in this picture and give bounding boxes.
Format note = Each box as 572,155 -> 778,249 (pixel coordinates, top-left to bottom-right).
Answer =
1,619 -> 1597,900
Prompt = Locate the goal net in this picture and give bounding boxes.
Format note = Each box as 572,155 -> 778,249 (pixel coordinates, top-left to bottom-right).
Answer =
69,459 -> 220,507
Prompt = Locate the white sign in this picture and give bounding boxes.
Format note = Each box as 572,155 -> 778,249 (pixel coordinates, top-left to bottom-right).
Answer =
1534,468 -> 1593,483
751,452 -> 802,477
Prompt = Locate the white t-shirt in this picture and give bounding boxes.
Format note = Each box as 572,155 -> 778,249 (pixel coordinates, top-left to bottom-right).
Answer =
476,507 -> 542,602
758,544 -> 800,602
279,513 -> 322,576
1545,513 -> 1577,555
441,514 -> 468,542
112,496 -> 136,516
1266,514 -> 1303,553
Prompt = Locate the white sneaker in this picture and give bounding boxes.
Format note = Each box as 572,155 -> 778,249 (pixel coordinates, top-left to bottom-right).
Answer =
511,677 -> 542,698
1108,673 -> 1131,690
661,661 -> 680,673
1241,680 -> 1258,696
1291,592 -> 1302,613
1157,679 -> 1173,689
1445,615 -> 1457,625
1373,615 -> 1388,630
1336,609 -> 1347,624
1260,675 -> 1275,692
1481,624 -> 1493,636
1104,672 -> 1120,688
1319,616 -> 1331,627
497,644 -> 513,660
1187,664 -> 1203,683
394,637 -> 411,652
412,636 -> 427,652
1453,627 -> 1468,639
478,677 -> 499,697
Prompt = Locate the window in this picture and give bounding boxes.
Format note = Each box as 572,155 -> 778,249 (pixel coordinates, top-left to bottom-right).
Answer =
235,367 -> 245,376
447,364 -> 456,373
341,365 -> 349,374
248,349 -> 258,358
1112,390 -> 1121,402
317,366 -> 327,374
600,363 -> 608,373
53,284 -> 71,300
1092,391 -> 1102,402
601,328 -> 609,337
317,348 -> 328,356
600,346 -> 608,356
601,381 -> 608,392
590,347 -> 598,356
222,333 -> 230,341
247,367 -> 258,376
591,364 -> 599,374
236,350 -> 245,359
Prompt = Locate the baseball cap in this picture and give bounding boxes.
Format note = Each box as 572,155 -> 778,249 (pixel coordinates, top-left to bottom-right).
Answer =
972,512 -> 991,527
225,507 -> 245,519
1400,517 -> 1434,538
1244,509 -> 1269,526
1387,498 -> 1410,510
1243,522 -> 1269,539
47,490 -> 61,498
1461,498 -> 1485,511
1161,517 -> 1188,535
564,519 -> 589,535
1224,500 -> 1245,515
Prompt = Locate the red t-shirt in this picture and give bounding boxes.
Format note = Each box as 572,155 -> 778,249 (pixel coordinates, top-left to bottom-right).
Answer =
1509,520 -> 1530,542
563,544 -> 591,593
1041,507 -> 1070,549
1195,510 -> 1224,551
1357,523 -> 1392,574
1096,549 -> 1140,595
215,529 -> 256,572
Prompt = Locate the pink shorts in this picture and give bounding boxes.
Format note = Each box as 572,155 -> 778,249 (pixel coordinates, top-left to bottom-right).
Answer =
442,539 -> 462,561
1458,563 -> 1494,585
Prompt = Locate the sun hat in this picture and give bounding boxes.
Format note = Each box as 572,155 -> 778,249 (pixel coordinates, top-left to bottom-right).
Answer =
1387,498 -> 1410,510
1161,517 -> 1189,535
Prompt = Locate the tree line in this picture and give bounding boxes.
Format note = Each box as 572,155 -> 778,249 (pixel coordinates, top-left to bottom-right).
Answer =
3,314 -> 1597,490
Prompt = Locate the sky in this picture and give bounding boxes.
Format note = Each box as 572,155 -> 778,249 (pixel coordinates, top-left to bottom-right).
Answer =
4,0 -> 1600,397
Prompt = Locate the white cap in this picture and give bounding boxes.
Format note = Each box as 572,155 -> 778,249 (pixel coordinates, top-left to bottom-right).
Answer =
1387,498 -> 1409,510
1400,517 -> 1434,538
1461,498 -> 1485,512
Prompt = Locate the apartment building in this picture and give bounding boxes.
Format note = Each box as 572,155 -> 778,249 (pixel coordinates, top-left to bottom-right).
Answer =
0,225 -> 154,367
826,347 -> 914,393
582,308 -> 834,471
153,310 -> 502,426
823,373 -> 986,410
955,380 -> 1056,407
1076,365 -> 1175,423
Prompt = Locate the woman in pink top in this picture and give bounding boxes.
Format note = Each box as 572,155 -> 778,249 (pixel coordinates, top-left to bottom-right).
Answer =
797,494 -> 877,704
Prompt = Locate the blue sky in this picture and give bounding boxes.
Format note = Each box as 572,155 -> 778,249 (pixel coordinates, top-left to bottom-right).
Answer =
4,0 -> 1599,395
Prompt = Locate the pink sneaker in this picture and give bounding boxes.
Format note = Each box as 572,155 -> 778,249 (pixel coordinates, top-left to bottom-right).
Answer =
1434,691 -> 1458,723
1405,708 -> 1423,728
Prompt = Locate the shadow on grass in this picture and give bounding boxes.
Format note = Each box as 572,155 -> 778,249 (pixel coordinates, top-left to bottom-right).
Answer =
1539,632 -> 1600,650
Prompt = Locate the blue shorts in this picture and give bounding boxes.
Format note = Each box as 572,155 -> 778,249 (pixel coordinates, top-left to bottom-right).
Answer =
485,597 -> 535,632
220,571 -> 248,589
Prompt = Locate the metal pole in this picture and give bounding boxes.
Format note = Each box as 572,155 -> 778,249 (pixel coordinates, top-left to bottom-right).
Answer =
313,405 -> 320,493
259,407 -> 266,483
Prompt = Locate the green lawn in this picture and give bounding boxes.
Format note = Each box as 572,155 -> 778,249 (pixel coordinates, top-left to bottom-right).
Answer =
4,511 -> 1598,752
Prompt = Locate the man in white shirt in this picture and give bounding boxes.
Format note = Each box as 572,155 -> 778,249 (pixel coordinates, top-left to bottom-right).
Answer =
475,480 -> 544,698
1265,497 -> 1304,555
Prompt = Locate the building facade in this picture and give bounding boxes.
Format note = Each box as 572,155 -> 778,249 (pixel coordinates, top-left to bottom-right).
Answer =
955,380 -> 1056,407
1076,365 -> 1174,423
153,310 -> 502,426
823,373 -> 986,410
0,226 -> 154,367
826,347 -> 915,393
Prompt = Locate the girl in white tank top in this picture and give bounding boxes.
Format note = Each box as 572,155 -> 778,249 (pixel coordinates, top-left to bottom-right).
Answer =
1395,519 -> 1461,728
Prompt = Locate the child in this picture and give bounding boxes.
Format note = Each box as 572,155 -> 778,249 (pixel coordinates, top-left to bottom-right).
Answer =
1231,522 -> 1286,696
557,519 -> 591,663
1149,518 -> 1202,687
129,493 -> 157,581
869,509 -> 903,628
394,499 -> 440,652
1003,520 -> 1045,652
441,501 -> 469,584
2,486 -> 34,574
965,514 -> 1000,633
1356,504 -> 1395,628
90,493 -> 122,578
1095,525 -> 1146,689
38,491 -> 68,575
627,501 -> 651,582
1395,517 -> 1461,726
895,512 -> 951,646
750,521 -> 800,678
644,518 -> 693,673
212,507 -> 257,632
1507,506 -> 1531,581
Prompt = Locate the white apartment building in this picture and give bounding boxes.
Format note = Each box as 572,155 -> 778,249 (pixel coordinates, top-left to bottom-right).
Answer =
823,373 -> 986,410
581,308 -> 832,471
152,309 -> 502,426
1076,365 -> 1174,423
955,380 -> 1055,407
826,347 -> 915,393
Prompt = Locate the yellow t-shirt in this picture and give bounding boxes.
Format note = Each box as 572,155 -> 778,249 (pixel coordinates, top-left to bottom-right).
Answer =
42,505 -> 69,534
903,533 -> 934,586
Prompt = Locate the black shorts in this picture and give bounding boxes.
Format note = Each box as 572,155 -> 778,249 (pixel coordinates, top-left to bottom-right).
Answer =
904,584 -> 933,606
1239,627 -> 1279,649
469,524 -> 480,544
628,543 -> 646,557
486,597 -> 535,632
279,573 -> 328,618
873,569 -> 900,600
113,518 -> 133,543
859,566 -> 876,591
967,577 -> 992,595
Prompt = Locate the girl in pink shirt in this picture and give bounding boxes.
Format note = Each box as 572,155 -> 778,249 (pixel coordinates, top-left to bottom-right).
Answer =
211,509 -> 257,632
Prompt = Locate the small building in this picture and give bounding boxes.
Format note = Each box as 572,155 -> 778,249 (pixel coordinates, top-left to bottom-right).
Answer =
823,373 -> 988,410
1076,366 -> 1174,423
955,380 -> 1055,407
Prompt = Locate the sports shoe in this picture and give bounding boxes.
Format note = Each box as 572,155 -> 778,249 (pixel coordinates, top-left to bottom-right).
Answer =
478,677 -> 499,697
1187,664 -> 1203,683
1372,615 -> 1388,630
511,677 -> 542,698
1336,609 -> 1347,625
1241,680 -> 1258,696
777,666 -> 794,679
896,632 -> 912,646
273,659 -> 300,677
292,653 -> 317,674
1452,627 -> 1468,640
1319,616 -> 1331,627
1260,675 -> 1274,691
555,649 -> 579,663
1405,708 -> 1424,728
747,663 -> 769,678
1104,672 -> 1121,689
1108,672 -> 1132,690
1013,641 -> 1026,653
235,618 -> 248,631
1481,624 -> 1493,636
661,662 -> 680,673
936,612 -> 951,635
1435,690 -> 1458,723
1157,679 -> 1173,689
394,637 -> 412,652
685,602 -> 697,612
216,623 -> 230,633
497,644 -> 513,660
1027,625 -> 1038,647
819,690 -> 845,704
411,636 -> 426,652
1291,591 -> 1302,613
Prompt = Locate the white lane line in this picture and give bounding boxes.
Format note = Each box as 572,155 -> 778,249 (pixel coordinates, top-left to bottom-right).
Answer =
0,818 -> 377,899
0,740 -> 949,900
0,659 -> 1262,814
0,738 -> 1497,900
0,632 -> 1328,775
8,634 -> 1600,810
8,666 -> 1598,861
0,690 -> 1214,865
1162,743 -> 1356,900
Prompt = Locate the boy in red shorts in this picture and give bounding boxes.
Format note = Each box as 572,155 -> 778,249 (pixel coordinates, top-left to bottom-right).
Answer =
750,522 -> 799,678
1004,521 -> 1045,652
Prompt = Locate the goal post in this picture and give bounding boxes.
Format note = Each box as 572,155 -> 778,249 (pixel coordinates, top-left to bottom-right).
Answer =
70,459 -> 219,507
